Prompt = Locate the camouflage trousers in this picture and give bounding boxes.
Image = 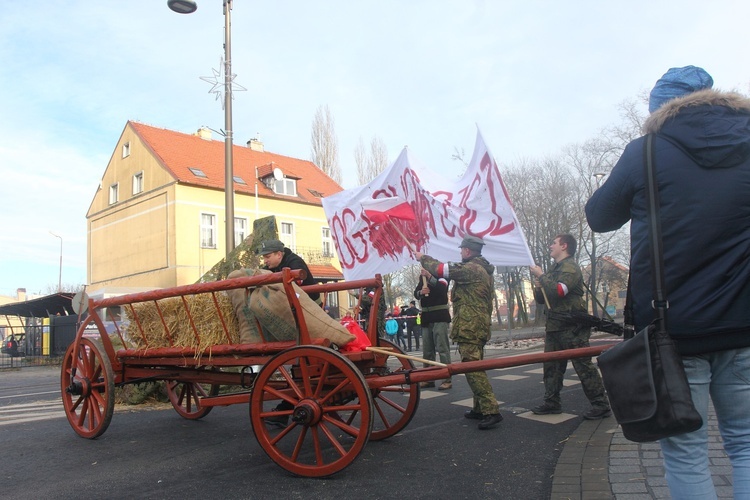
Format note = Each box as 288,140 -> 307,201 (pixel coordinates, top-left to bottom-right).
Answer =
458,342 -> 499,415
543,328 -> 609,409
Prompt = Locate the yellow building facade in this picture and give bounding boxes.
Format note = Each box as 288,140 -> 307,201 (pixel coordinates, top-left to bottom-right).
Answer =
87,121 -> 344,295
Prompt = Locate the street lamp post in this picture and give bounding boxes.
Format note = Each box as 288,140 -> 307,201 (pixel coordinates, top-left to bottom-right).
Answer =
590,173 -> 606,316
49,231 -> 63,293
168,0 -> 235,255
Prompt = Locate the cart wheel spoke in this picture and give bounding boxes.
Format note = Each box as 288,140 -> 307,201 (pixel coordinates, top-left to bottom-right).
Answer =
166,378 -> 219,420
250,346 -> 373,477
61,335 -> 114,439
366,338 -> 420,441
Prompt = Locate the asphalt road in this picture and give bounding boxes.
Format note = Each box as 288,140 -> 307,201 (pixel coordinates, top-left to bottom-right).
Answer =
0,335 -> 607,500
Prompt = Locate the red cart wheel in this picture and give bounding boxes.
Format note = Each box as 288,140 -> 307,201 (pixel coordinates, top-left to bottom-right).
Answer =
166,380 -> 220,419
359,338 -> 421,441
250,346 -> 373,478
61,338 -> 115,439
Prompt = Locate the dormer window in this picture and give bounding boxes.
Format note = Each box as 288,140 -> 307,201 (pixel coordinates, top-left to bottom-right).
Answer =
189,167 -> 207,178
274,178 -> 297,196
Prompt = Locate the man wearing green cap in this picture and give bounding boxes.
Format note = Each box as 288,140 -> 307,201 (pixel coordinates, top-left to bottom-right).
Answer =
416,235 -> 502,430
258,239 -> 320,304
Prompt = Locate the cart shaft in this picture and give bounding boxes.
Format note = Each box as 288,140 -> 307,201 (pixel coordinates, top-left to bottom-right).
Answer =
366,344 -> 615,389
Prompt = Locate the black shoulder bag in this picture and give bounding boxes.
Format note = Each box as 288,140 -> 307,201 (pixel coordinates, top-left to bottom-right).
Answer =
597,134 -> 703,442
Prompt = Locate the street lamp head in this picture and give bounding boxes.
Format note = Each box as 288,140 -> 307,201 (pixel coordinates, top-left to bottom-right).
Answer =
168,0 -> 197,14
593,172 -> 606,181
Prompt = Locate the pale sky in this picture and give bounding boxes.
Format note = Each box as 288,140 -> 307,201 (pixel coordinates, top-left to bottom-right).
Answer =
1,0 -> 748,297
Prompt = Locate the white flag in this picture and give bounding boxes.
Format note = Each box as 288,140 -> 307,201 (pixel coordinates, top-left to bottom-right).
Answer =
322,128 -> 533,281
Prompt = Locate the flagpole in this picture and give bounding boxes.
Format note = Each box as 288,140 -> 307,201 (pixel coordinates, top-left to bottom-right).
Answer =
388,220 -> 415,252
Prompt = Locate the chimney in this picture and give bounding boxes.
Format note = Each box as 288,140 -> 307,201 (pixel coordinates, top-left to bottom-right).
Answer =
247,137 -> 264,152
195,127 -> 212,140
17,288 -> 26,301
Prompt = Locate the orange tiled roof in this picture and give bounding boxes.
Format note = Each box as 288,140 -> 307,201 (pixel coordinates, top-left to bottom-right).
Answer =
600,256 -> 629,273
129,121 -> 343,206
308,264 -> 344,281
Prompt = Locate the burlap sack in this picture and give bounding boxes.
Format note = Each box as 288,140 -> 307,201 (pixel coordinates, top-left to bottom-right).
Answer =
249,279 -> 355,347
226,269 -> 264,343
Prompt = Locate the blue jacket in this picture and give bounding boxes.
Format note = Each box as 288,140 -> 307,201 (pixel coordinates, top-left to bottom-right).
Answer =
385,318 -> 399,336
586,89 -> 750,355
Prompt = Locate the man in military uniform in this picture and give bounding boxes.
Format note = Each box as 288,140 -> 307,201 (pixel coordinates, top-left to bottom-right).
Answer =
529,234 -> 611,419
416,235 -> 502,430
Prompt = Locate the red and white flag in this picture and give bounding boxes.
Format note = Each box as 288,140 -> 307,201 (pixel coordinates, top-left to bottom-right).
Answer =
322,128 -> 534,281
361,196 -> 416,224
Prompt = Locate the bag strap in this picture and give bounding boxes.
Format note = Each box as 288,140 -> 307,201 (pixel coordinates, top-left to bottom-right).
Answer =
643,134 -> 669,334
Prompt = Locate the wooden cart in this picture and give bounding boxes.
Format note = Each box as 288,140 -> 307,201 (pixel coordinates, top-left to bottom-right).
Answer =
61,269 -> 613,477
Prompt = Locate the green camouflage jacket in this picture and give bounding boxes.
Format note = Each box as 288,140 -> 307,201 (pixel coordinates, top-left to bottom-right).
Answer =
533,256 -> 586,332
420,254 -> 494,345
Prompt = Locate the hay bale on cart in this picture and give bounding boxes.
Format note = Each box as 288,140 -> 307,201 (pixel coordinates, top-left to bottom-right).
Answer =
124,292 -> 240,351
124,269 -> 355,351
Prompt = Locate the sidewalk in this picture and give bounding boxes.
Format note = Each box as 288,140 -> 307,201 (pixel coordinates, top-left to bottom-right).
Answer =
550,403 -> 733,499
487,326 -> 734,499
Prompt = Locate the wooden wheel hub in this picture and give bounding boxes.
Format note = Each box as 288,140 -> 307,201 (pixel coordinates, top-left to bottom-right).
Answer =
291,399 -> 323,426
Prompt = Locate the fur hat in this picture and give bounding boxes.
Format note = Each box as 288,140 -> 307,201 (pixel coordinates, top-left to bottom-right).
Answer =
649,66 -> 713,113
458,235 -> 485,253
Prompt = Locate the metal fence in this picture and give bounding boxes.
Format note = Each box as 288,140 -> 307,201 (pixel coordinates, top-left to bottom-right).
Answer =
0,315 -> 78,369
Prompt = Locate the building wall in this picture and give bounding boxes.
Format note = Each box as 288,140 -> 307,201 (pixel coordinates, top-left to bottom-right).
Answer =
87,127 -> 338,294
173,184 -> 335,285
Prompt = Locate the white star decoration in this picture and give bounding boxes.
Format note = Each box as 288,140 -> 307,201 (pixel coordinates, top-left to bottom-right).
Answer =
199,58 -> 247,110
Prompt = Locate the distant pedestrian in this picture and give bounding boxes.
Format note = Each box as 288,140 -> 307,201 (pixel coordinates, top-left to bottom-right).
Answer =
385,313 -> 402,347
401,300 -> 421,351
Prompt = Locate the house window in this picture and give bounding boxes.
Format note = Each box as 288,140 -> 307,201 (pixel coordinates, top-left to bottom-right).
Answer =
132,171 -> 144,195
109,183 -> 119,205
273,178 -> 297,196
322,227 -> 333,257
200,213 -> 217,248
280,222 -> 294,250
233,176 -> 246,185
234,217 -> 247,247
122,142 -> 130,158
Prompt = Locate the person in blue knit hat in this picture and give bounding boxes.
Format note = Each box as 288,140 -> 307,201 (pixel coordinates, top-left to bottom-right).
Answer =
587,66 -> 750,498
648,65 -> 713,113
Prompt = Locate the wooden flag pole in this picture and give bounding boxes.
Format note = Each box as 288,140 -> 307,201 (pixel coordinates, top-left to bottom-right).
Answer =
540,286 -> 551,310
388,219 -> 415,252
365,346 -> 447,367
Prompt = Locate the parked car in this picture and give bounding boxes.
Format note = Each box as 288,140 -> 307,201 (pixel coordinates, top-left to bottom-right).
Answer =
1,334 -> 25,357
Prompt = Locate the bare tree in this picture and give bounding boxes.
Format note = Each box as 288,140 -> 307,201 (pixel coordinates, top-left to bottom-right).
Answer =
501,157 -> 580,325
604,95 -> 648,151
356,135 -> 389,185
354,136 -> 367,185
310,104 -> 342,184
